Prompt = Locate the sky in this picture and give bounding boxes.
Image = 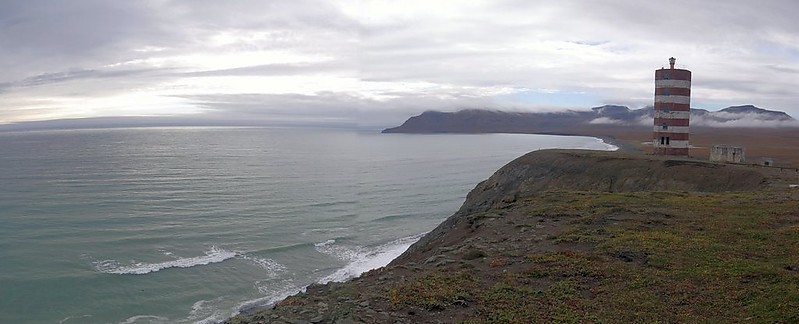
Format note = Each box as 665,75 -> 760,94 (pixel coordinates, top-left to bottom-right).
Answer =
0,0 -> 797,127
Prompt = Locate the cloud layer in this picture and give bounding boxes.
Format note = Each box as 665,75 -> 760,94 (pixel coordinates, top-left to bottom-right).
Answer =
1,0 -> 797,126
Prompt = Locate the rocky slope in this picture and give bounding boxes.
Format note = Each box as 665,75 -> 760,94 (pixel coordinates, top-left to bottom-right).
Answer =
227,150 -> 799,323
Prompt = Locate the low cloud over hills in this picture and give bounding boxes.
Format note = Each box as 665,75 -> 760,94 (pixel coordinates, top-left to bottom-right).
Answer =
384,105 -> 798,134
589,105 -> 796,128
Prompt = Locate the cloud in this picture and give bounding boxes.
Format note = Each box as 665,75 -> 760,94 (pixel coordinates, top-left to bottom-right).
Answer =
588,117 -> 624,125
0,0 -> 798,125
177,90 -> 503,128
692,112 -> 799,128
179,61 -> 354,78
11,69 -> 160,88
586,104 -> 799,128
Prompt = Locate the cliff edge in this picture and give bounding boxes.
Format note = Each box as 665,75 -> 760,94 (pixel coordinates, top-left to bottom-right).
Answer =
227,150 -> 799,323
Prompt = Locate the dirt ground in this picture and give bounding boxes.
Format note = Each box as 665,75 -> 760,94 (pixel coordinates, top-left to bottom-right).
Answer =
566,126 -> 799,168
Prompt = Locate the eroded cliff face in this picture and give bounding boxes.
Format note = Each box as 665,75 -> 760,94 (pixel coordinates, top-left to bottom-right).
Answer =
398,149 -> 767,261
459,150 -> 766,213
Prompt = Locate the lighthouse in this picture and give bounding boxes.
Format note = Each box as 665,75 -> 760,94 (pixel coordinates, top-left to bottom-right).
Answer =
653,57 -> 691,156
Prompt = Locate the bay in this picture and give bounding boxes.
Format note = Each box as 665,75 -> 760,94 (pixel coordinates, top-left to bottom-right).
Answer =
0,127 -> 614,323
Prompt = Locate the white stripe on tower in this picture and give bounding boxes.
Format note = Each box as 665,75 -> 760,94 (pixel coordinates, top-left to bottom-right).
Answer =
655,80 -> 691,88
661,140 -> 689,148
654,95 -> 690,104
654,110 -> 690,119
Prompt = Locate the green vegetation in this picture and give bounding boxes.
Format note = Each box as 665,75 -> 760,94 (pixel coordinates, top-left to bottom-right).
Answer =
227,151 -> 799,323
389,190 -> 799,322
389,272 -> 476,311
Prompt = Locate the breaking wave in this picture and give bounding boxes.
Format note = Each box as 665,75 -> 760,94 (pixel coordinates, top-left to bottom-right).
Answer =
94,246 -> 236,275
315,234 -> 425,284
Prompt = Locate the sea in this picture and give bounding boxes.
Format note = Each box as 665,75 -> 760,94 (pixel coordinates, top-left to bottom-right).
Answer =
0,127 -> 615,323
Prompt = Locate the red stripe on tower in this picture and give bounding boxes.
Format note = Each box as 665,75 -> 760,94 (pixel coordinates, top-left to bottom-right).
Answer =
653,57 -> 691,156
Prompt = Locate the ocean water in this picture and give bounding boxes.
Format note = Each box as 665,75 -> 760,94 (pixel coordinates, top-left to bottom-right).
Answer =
0,127 -> 615,323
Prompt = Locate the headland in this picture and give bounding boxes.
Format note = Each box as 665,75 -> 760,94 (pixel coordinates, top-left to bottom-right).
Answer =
381,106 -> 799,167
227,149 -> 799,323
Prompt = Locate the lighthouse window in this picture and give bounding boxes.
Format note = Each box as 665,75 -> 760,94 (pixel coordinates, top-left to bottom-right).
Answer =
663,89 -> 670,96
662,124 -> 668,130
660,137 -> 665,145
663,73 -> 671,80
666,137 -> 671,145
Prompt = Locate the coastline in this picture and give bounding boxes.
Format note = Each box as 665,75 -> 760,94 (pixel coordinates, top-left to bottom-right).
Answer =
3,128 -> 620,324
595,135 -> 640,154
226,149 -> 799,323
384,128 -> 642,155
226,136 -> 623,320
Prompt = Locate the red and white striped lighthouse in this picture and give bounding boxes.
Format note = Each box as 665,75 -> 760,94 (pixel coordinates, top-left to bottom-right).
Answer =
653,57 -> 691,156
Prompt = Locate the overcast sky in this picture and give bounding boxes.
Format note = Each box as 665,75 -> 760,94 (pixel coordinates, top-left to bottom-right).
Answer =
0,0 -> 797,127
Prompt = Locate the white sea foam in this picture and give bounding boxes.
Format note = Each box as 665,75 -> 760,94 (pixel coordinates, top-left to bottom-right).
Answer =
190,300 -> 208,315
314,239 -> 336,247
58,314 -> 92,324
238,254 -> 286,276
314,239 -> 360,262
233,283 -> 304,318
316,234 -> 424,284
94,246 -> 236,275
118,315 -> 169,324
182,298 -> 226,324
595,137 -> 619,151
228,235 -> 424,319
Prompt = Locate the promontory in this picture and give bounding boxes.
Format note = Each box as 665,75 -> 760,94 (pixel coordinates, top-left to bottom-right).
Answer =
227,149 -> 799,323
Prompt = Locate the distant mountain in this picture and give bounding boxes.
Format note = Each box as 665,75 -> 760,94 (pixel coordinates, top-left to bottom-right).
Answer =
719,105 -> 793,119
382,105 -> 796,134
707,105 -> 794,121
382,109 -> 591,134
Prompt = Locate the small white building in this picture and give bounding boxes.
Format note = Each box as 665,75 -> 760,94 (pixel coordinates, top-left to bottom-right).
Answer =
709,145 -> 745,163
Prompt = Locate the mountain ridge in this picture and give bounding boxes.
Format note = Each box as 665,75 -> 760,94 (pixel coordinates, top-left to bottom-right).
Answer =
382,105 -> 797,134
